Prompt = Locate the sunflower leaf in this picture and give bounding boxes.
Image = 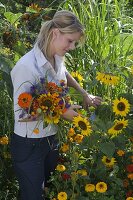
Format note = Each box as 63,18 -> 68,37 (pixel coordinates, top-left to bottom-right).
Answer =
98,142 -> 115,158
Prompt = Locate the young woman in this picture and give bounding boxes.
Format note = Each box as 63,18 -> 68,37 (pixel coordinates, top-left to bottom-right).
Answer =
10,10 -> 102,200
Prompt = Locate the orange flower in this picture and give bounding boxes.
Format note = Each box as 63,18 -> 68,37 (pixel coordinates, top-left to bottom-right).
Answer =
67,128 -> 75,137
18,92 -> 32,108
60,143 -> 69,153
127,173 -> 133,180
130,156 -> 133,163
117,150 -> 125,156
33,128 -> 39,134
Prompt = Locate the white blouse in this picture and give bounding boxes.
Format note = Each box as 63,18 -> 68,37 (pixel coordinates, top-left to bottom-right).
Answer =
11,44 -> 67,138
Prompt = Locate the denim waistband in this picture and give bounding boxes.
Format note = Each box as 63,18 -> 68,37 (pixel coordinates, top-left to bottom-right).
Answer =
11,133 -> 56,143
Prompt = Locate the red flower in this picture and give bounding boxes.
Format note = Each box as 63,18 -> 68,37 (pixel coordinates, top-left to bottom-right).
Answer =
126,164 -> 133,173
61,173 -> 71,180
126,190 -> 133,197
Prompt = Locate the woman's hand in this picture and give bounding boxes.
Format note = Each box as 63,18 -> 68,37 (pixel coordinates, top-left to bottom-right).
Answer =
62,105 -> 82,121
83,93 -> 102,109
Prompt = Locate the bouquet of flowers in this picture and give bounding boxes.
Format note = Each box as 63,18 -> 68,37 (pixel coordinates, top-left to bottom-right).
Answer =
17,77 -> 71,125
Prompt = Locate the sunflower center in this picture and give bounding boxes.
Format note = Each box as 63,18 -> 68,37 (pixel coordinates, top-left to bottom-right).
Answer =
117,102 -> 125,111
114,123 -> 124,130
105,158 -> 111,163
78,121 -> 87,130
52,111 -> 57,117
43,99 -> 52,108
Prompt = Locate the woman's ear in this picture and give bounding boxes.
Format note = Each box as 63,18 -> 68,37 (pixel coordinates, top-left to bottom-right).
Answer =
52,28 -> 60,40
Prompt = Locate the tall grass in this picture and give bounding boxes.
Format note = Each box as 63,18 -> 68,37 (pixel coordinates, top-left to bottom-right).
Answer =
60,0 -> 133,96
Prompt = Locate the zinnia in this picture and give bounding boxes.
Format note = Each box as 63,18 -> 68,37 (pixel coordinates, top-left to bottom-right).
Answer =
57,192 -> 67,200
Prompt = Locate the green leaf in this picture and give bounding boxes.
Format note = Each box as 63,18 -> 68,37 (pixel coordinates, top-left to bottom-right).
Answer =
4,12 -> 22,24
0,2 -> 5,13
98,142 -> 115,158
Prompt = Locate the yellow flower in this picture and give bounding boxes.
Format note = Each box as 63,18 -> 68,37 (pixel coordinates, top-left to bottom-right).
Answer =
102,156 -> 116,167
29,3 -> 42,12
85,184 -> 95,192
127,173 -> 133,180
60,143 -> 69,153
73,115 -> 92,136
74,134 -> 84,144
96,182 -> 107,193
96,72 -> 105,82
113,97 -> 130,117
44,109 -> 61,124
77,169 -> 88,176
38,93 -> 59,112
71,71 -> 84,86
96,72 -> 119,86
108,118 -> 128,137
57,192 -> 67,200
117,150 -> 125,156
0,136 -> 9,145
126,197 -> 133,200
56,164 -> 66,172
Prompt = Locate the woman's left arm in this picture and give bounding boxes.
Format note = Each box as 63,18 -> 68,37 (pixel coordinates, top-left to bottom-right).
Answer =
66,72 -> 102,109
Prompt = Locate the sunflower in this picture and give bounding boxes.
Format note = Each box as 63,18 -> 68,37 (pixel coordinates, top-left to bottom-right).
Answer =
96,72 -> 105,82
113,97 -> 130,116
44,109 -> 62,124
37,92 -> 59,112
73,115 -> 92,136
96,182 -> 107,193
96,72 -> 119,86
108,118 -> 128,137
29,3 -> 42,12
102,156 -> 116,167
57,192 -> 67,200
85,184 -> 95,192
18,92 -> 32,108
71,71 -> 84,86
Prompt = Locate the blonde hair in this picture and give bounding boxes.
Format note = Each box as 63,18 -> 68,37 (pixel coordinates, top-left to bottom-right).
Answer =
36,10 -> 84,59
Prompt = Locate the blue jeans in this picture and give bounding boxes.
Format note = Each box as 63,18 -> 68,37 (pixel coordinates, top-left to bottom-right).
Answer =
10,134 -> 59,200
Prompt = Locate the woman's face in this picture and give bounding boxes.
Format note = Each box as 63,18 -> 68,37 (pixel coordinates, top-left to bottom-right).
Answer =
50,29 -> 81,57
